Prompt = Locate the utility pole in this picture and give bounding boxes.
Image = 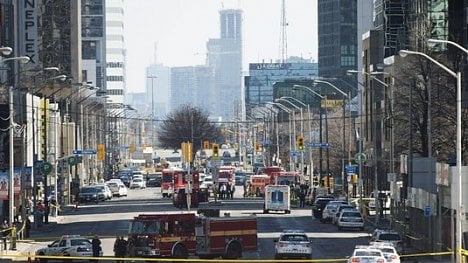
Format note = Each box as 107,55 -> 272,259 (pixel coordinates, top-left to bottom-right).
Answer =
148,75 -> 157,149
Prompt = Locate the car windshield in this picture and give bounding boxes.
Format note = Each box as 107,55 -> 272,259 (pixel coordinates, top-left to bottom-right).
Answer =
130,221 -> 160,234
204,177 -> 213,182
379,233 -> 401,241
281,234 -> 308,242
70,239 -> 91,246
133,178 -> 142,182
81,187 -> 96,193
338,205 -> 354,211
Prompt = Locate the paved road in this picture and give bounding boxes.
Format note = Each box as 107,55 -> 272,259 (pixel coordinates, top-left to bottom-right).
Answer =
1,185 -> 451,262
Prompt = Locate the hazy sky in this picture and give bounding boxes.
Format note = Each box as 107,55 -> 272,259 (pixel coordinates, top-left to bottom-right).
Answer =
124,0 -> 317,92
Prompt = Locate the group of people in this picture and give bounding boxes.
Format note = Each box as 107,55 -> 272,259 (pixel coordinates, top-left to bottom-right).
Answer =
218,182 -> 235,199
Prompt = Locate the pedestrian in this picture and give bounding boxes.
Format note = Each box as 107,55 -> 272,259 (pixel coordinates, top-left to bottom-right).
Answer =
91,235 -> 101,262
25,218 -> 31,238
114,236 -> 127,262
1,219 -> 9,250
230,183 -> 236,199
220,183 -> 226,199
299,190 -> 306,208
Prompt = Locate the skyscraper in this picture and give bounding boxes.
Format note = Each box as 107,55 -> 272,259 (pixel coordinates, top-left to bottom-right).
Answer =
105,0 -> 126,105
207,9 -> 243,121
318,0 -> 357,78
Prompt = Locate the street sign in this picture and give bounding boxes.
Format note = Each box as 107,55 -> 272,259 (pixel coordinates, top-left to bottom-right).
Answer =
346,165 -> 357,174
354,153 -> 367,163
68,156 -> 77,166
40,162 -> 53,175
424,205 -> 431,217
73,149 -> 97,154
307,142 -> 330,148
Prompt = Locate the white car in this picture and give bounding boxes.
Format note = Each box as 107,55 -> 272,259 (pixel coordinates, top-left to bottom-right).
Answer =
130,178 -> 146,189
118,183 -> 128,196
35,235 -> 102,261
348,247 -> 386,263
274,230 -> 312,259
370,229 -> 403,253
369,242 -> 401,263
94,184 -> 112,200
336,208 -> 365,231
200,175 -> 214,191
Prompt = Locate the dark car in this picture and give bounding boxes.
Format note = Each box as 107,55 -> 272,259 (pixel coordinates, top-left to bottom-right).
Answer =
120,176 -> 131,187
78,186 -> 104,203
147,177 -> 161,187
312,196 -> 335,219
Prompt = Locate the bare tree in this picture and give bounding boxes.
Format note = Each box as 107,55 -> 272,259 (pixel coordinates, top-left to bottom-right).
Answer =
158,105 -> 221,152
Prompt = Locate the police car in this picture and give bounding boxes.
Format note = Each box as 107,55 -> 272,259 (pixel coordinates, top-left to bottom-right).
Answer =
370,242 -> 401,263
274,230 -> 312,259
348,245 -> 386,263
35,235 -> 101,262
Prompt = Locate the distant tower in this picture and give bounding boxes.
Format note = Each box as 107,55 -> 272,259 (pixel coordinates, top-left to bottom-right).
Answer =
279,0 -> 288,63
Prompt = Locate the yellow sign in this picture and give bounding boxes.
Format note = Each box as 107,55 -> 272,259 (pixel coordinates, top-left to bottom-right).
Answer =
97,144 -> 105,160
321,99 -> 344,108
203,140 -> 210,149
181,142 -> 193,162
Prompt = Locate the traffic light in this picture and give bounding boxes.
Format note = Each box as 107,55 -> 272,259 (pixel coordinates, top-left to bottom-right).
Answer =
97,144 -> 105,160
297,136 -> 304,151
212,143 -> 219,158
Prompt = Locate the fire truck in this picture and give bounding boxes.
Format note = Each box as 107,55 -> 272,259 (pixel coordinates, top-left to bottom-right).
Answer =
216,166 -> 235,184
161,168 -> 182,198
271,171 -> 301,186
127,212 -> 257,259
172,170 -> 200,208
257,166 -> 285,184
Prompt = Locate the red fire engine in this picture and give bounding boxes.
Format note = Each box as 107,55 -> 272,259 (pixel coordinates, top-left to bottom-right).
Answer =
257,166 -> 285,185
172,170 -> 200,208
270,171 -> 301,186
128,212 -> 257,259
161,168 -> 183,198
216,166 -> 235,184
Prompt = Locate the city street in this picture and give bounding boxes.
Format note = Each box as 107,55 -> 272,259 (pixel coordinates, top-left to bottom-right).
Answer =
7,186 -> 373,261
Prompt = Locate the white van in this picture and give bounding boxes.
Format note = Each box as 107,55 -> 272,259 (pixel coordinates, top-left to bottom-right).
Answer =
263,185 -> 290,214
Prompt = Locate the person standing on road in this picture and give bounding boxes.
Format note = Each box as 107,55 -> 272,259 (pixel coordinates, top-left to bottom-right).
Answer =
91,235 -> 101,262
114,236 -> 127,262
1,219 -> 9,250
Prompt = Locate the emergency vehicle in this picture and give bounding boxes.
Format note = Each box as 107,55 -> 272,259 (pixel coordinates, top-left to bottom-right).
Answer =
264,185 -> 291,214
216,166 -> 235,184
127,212 -> 257,259
249,174 -> 270,197
161,168 -> 180,198
257,166 -> 284,183
271,171 -> 301,186
172,171 -> 200,208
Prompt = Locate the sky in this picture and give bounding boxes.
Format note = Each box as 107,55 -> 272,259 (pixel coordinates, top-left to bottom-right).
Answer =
124,0 -> 317,92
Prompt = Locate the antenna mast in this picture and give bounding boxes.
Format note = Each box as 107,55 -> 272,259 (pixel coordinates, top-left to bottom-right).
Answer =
279,0 -> 288,63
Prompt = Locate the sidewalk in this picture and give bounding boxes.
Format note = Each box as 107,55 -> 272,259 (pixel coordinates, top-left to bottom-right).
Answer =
0,211 -> 65,262
365,214 -> 452,263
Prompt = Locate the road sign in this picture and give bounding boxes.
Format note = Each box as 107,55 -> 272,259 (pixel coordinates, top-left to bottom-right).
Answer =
346,165 -> 357,174
354,153 -> 367,163
68,156 -> 77,166
40,162 -> 53,175
424,205 -> 431,217
73,149 -> 97,154
307,142 -> 330,148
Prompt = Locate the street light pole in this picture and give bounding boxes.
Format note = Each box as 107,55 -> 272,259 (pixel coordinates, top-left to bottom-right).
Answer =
400,48 -> 463,262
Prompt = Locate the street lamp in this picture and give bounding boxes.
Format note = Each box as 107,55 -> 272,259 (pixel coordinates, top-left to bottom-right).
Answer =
267,102 -> 294,171
399,48 -> 462,262
0,54 -> 30,225
314,80 -> 349,193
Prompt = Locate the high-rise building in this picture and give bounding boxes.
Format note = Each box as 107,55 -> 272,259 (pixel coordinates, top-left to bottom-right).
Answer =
207,9 -> 243,121
146,64 -> 171,119
244,57 -> 318,116
105,0 -> 125,105
82,0 -> 106,90
318,0 -> 357,78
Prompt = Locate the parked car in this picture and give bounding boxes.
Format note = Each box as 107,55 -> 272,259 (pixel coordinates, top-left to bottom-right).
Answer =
78,186 -> 104,203
321,200 -> 349,223
332,204 -> 355,225
147,177 -> 161,187
105,181 -> 120,197
274,230 -> 312,259
312,196 -> 335,219
370,229 -> 403,253
336,208 -> 364,231
94,184 -> 112,200
118,183 -> 128,196
35,235 -> 102,262
130,178 -> 146,189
